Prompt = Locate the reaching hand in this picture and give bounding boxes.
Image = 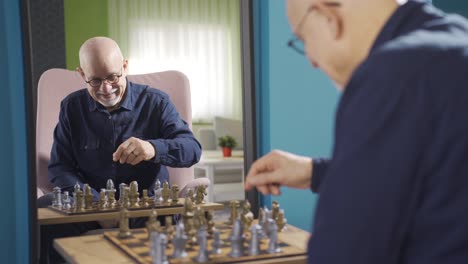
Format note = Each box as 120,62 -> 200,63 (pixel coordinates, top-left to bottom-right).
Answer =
245,150 -> 313,195
113,137 -> 156,165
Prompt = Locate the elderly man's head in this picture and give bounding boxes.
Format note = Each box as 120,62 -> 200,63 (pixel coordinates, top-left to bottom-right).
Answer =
286,0 -> 402,88
77,37 -> 128,109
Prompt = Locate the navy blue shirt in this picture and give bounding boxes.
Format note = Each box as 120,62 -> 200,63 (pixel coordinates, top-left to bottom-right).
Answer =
49,80 -> 201,199
309,2 -> 468,263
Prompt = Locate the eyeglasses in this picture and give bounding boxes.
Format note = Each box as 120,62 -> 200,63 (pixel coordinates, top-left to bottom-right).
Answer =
85,67 -> 123,88
287,1 -> 341,56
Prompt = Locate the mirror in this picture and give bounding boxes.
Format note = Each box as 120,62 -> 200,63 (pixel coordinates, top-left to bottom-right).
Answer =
22,0 -> 258,262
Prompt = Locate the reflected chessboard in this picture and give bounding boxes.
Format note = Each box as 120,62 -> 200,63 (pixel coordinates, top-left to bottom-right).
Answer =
49,200 -> 183,215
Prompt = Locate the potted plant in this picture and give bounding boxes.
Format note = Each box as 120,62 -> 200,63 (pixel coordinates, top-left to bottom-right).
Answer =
218,135 -> 237,157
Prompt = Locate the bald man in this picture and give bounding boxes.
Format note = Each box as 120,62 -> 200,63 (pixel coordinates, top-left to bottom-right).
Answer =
39,37 -> 201,263
246,0 -> 468,263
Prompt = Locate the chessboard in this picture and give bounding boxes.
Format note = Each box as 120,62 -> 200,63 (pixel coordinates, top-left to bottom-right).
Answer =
103,222 -> 306,264
49,200 -> 183,215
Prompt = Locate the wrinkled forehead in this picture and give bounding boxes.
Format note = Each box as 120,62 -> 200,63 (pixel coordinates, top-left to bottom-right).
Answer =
81,52 -> 122,77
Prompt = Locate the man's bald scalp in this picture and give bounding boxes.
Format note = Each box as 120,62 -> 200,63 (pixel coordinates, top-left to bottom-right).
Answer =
79,37 -> 123,69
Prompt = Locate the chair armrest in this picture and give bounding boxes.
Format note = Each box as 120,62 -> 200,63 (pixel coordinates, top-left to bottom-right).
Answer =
198,128 -> 217,150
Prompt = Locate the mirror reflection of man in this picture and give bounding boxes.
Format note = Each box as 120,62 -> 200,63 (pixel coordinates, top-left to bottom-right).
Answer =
246,0 -> 468,263
38,36 -> 201,263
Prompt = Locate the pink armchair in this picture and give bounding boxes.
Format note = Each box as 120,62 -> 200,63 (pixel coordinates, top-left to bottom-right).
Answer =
36,69 -> 209,198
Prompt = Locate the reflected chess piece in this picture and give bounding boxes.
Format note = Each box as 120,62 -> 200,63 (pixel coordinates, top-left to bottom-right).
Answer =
150,232 -> 168,264
195,226 -> 209,263
229,219 -> 244,258
267,218 -> 281,254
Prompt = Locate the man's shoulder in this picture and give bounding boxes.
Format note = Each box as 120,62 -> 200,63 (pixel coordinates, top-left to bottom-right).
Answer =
61,89 -> 89,106
129,82 -> 170,102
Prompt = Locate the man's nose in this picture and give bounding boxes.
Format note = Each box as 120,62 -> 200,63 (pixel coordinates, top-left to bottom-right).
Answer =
98,82 -> 114,92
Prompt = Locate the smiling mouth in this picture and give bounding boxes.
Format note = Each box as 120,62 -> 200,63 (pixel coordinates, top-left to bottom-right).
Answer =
97,88 -> 118,98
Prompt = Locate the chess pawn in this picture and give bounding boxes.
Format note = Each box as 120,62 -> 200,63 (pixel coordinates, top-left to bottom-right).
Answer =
129,181 -> 140,208
206,210 -> 215,235
186,218 -> 197,244
119,208 -> 131,238
171,221 -> 188,259
146,210 -> 161,239
228,200 -> 240,224
72,182 -> 81,207
161,181 -> 171,204
228,219 -> 244,258
150,232 -> 168,264
241,200 -> 254,231
121,187 -> 130,208
83,184 -> 93,210
186,188 -> 195,201
248,224 -> 262,256
52,187 -> 62,208
195,185 -> 206,204
267,218 -> 281,254
106,179 -> 115,191
195,226 -> 209,263
142,189 -> 149,207
74,189 -> 85,212
276,209 -> 287,232
271,200 -> 280,220
164,216 -> 174,241
153,179 -> 163,204
107,189 -> 116,208
211,229 -> 222,255
62,191 -> 71,210
99,188 -> 108,209
171,184 -> 179,204
118,183 -> 127,205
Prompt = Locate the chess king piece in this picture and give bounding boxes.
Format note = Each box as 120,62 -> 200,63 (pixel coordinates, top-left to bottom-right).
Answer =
52,187 -> 62,208
99,188 -> 108,209
171,184 -> 179,204
83,184 -> 93,210
142,189 -> 150,207
161,181 -> 171,203
195,226 -> 209,263
229,219 -> 245,258
276,209 -> 287,232
228,200 -> 240,225
118,182 -> 127,205
211,229 -> 222,255
153,179 -> 163,204
146,210 -> 162,239
172,221 -> 188,259
164,216 -> 175,241
62,191 -> 71,210
195,185 -> 207,204
248,224 -> 262,256
206,210 -> 215,235
241,200 -> 254,232
267,218 -> 281,253
150,232 -> 168,264
271,200 -> 280,220
118,208 -> 131,238
129,181 -> 140,208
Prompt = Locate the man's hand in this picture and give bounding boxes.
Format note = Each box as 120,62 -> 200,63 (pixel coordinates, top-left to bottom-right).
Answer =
113,137 -> 156,165
245,150 -> 313,195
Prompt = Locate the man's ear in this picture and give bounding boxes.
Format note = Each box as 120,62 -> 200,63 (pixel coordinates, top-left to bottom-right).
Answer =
76,67 -> 85,78
315,3 -> 343,40
123,59 -> 129,74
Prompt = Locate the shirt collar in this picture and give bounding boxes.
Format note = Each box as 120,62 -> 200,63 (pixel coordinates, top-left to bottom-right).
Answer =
369,0 -> 425,55
87,78 -> 134,112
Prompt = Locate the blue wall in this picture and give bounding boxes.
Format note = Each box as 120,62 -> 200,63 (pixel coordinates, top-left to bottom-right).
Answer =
0,0 -> 30,263
435,0 -> 468,18
255,0 -> 339,231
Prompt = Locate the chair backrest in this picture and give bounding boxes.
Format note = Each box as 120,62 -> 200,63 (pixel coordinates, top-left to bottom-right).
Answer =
36,69 -> 194,193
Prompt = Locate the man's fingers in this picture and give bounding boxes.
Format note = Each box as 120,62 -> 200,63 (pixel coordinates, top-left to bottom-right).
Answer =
113,140 -> 132,161
246,171 -> 281,188
257,185 -> 271,195
130,155 -> 145,166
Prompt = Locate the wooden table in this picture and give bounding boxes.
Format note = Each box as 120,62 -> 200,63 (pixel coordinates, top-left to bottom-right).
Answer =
54,223 -> 310,264
38,200 -> 224,225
